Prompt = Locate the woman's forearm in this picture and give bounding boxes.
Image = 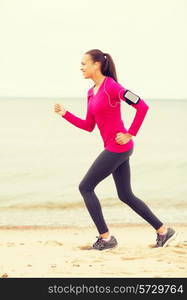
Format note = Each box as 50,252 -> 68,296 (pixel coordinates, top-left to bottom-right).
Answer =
127,99 -> 149,136
62,110 -> 96,132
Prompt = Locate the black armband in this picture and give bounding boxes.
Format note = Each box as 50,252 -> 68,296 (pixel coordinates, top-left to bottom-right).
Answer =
123,90 -> 140,105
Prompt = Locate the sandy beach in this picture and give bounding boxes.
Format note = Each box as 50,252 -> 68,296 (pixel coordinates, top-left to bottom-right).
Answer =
0,224 -> 186,278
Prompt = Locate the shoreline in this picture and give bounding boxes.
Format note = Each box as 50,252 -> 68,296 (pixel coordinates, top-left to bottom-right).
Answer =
1,223 -> 187,230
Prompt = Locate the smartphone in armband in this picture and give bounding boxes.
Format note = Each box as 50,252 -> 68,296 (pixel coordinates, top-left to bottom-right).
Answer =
124,90 -> 140,105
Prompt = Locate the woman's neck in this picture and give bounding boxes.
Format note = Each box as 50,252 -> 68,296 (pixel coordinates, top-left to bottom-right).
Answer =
92,74 -> 106,88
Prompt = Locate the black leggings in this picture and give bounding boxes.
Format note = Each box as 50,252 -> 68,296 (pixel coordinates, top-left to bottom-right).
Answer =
79,148 -> 163,234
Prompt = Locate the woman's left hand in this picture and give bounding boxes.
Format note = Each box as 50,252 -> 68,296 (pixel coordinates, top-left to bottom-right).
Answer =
115,132 -> 133,145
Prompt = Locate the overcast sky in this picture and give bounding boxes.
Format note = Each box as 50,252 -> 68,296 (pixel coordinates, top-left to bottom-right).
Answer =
0,0 -> 186,99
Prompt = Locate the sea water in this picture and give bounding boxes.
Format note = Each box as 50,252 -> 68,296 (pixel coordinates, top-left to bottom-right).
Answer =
0,97 -> 186,227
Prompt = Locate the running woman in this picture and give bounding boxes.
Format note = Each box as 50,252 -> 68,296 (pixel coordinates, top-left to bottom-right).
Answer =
54,49 -> 176,250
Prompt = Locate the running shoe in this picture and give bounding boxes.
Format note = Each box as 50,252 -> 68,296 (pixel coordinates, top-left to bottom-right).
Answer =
155,227 -> 176,247
92,235 -> 118,250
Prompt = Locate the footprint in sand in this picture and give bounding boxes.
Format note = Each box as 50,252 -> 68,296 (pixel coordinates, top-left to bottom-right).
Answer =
172,249 -> 186,254
4,242 -> 25,247
6,242 -> 15,247
44,240 -> 63,246
156,259 -> 164,262
1,273 -> 8,278
121,256 -> 144,261
176,241 -> 187,248
79,245 -> 92,250
149,244 -> 156,248
93,259 -> 102,262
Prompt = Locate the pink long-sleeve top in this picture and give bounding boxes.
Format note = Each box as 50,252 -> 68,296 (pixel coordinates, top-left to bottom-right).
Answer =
62,76 -> 149,153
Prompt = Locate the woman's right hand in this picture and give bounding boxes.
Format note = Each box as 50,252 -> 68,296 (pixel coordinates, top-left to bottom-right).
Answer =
54,103 -> 67,116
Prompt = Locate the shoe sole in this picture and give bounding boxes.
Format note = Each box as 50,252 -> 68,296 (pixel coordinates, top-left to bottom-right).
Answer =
88,244 -> 118,251
99,244 -> 118,251
162,231 -> 177,248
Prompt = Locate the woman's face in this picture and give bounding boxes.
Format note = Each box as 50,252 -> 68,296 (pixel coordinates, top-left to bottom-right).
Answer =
80,54 -> 99,79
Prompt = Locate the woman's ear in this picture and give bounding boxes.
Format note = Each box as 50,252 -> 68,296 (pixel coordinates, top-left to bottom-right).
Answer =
93,63 -> 97,69
94,61 -> 100,70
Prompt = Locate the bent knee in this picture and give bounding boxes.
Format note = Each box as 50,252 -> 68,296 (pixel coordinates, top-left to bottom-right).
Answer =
78,181 -> 85,193
79,180 -> 95,195
118,193 -> 133,204
78,180 -> 91,193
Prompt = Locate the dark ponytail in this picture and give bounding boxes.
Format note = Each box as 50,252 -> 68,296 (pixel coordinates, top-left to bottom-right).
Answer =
85,49 -> 118,82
